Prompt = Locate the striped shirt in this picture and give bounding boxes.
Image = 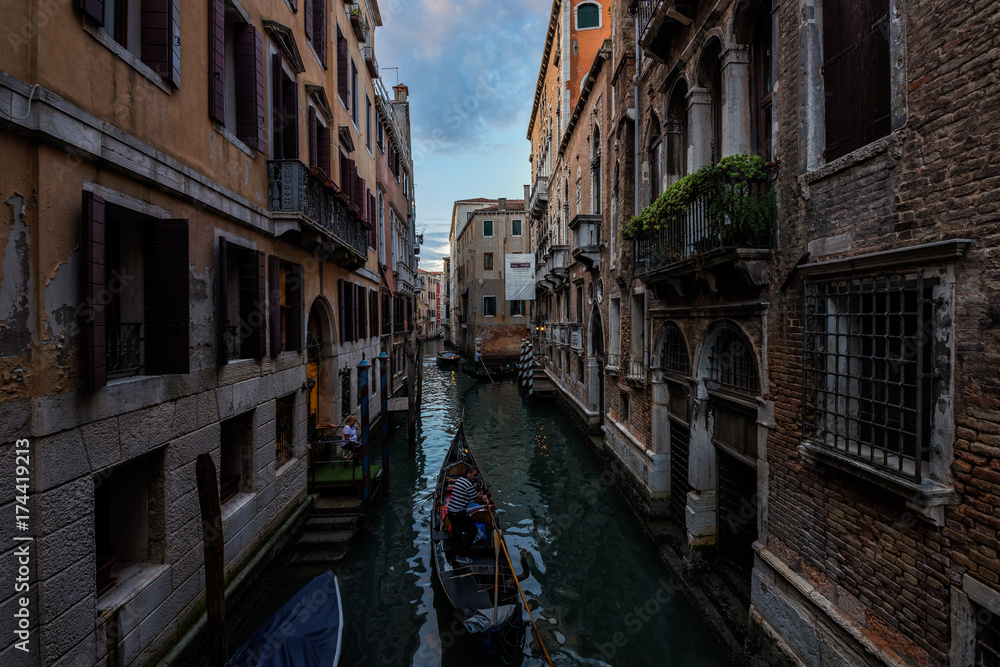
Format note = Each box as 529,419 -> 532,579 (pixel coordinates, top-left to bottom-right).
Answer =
447,476 -> 478,513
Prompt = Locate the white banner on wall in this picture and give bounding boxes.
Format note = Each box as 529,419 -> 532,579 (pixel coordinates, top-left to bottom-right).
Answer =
505,254 -> 535,301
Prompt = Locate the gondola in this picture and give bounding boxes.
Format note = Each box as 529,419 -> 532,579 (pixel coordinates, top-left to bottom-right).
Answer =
436,350 -> 462,367
228,571 -> 343,667
431,424 -> 528,658
460,361 -> 519,381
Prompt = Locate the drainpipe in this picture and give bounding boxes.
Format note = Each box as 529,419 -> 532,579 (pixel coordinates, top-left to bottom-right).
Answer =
634,15 -> 640,222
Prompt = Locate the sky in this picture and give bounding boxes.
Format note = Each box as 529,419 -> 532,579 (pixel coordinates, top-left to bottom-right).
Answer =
375,0 -> 552,272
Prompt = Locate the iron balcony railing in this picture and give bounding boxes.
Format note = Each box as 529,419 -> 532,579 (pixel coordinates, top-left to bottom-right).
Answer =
632,171 -> 776,279
630,0 -> 659,39
106,322 -> 142,377
267,159 -> 367,257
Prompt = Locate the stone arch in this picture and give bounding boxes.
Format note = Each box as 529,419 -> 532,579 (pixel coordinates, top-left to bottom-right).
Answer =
306,296 -> 337,431
651,321 -> 692,382
650,321 -> 694,520
587,302 -> 606,417
694,319 -> 761,397
730,0 -> 770,46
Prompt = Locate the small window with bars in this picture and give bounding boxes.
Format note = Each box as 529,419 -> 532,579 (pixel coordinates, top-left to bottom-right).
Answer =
803,270 -> 937,482
660,325 -> 691,377
275,394 -> 295,465
975,603 -> 1000,667
707,328 -> 760,395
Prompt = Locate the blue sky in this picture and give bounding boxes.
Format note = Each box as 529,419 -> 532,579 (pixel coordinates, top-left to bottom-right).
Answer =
375,0 -> 551,271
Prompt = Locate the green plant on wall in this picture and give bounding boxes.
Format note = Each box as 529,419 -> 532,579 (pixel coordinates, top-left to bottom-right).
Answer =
621,154 -> 775,246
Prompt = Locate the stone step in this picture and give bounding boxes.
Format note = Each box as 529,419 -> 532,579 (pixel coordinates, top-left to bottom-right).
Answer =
290,545 -> 351,565
305,515 -> 359,531
314,496 -> 363,516
298,529 -> 355,547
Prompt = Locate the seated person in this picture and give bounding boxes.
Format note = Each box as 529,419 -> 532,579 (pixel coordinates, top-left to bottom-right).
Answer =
341,415 -> 361,459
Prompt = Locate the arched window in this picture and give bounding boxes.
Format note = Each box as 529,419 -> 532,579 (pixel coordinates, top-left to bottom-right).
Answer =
576,2 -> 601,30
752,3 -> 774,161
647,115 -> 663,202
591,125 -> 602,215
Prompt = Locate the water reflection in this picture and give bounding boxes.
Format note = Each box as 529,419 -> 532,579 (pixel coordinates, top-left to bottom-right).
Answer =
246,343 -> 732,666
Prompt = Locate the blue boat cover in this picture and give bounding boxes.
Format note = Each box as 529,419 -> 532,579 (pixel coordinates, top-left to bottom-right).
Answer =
228,571 -> 343,667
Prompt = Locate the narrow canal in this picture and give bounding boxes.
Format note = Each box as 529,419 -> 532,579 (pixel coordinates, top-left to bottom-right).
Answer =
242,342 -> 733,666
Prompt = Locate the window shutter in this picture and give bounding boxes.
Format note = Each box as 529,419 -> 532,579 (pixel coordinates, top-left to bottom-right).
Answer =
252,28 -> 266,152
82,191 -> 107,389
352,284 -> 360,342
304,0 -> 314,46
269,255 -> 281,357
308,106 -> 318,168
289,0 -> 296,11
317,124 -> 331,178
144,219 -> 190,375
141,0 -> 173,82
208,0 -> 226,124
169,0 -> 181,88
283,78 -> 299,160
369,289 -> 378,339
822,0 -> 864,161
338,279 -> 347,343
865,0 -> 892,145
358,284 -> 367,340
271,54 -> 284,159
239,248 -> 266,359
337,31 -> 349,106
74,0 -> 106,25
217,238 -> 229,365
235,24 -> 264,148
315,0 -> 327,67
339,153 -> 350,193
287,264 -> 304,352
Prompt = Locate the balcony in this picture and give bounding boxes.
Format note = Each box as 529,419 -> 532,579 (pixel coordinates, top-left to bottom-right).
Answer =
349,4 -> 367,42
629,1 -> 694,62
569,323 -> 584,353
363,46 -> 379,79
569,213 -> 602,269
606,352 -> 621,373
547,245 -> 570,287
267,159 -> 367,269
625,359 -> 646,384
529,176 -> 549,219
396,261 -> 416,290
630,166 -> 776,285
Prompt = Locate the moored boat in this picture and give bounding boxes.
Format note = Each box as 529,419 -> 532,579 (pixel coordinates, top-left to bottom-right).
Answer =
430,424 -> 528,657
460,361 -> 519,381
228,571 -> 343,667
435,350 -> 462,367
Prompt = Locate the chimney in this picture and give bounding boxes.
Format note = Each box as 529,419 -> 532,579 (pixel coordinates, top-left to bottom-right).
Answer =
524,184 -> 531,201
497,197 -> 507,211
393,84 -> 409,103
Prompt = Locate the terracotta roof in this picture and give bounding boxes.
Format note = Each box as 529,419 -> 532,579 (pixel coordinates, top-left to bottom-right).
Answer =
472,200 -> 526,213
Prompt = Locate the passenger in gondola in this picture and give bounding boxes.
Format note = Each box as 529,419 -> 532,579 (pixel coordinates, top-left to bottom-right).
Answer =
447,466 -> 492,564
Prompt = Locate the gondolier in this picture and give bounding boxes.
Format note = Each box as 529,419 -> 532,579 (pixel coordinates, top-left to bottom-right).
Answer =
447,466 -> 490,564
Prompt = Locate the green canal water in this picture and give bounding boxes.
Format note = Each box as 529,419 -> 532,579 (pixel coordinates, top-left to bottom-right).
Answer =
240,343 -> 733,666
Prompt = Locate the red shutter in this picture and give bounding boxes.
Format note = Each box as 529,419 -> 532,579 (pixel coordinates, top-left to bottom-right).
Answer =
141,0 -> 172,81
369,289 -> 378,339
208,0 -> 226,124
317,124 -> 331,178
217,238 -> 229,365
283,77 -> 299,160
358,285 -> 368,340
287,263 -> 304,352
338,279 -> 347,343
354,284 -> 363,341
308,106 -> 318,168
252,28 -> 267,152
235,24 -> 264,148
269,255 -> 281,357
304,0 -> 314,45
144,219 -> 190,375
337,30 -> 349,106
74,0 -> 106,25
82,191 -> 107,389
339,153 -> 350,193
315,0 -> 327,67
271,54 -> 284,159
239,248 -> 266,359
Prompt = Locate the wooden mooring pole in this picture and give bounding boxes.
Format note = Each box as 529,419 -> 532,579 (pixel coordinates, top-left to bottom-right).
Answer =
195,454 -> 228,666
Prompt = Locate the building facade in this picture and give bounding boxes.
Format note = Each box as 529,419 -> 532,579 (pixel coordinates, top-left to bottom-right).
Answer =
416,270 -> 443,339
0,0 -> 415,664
451,199 -> 531,360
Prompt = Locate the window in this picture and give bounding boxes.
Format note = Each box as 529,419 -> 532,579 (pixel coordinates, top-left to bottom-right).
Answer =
220,411 -> 253,504
308,107 -> 332,177
268,257 -> 304,356
975,602 -> 1000,666
608,296 -> 621,369
647,117 -> 662,202
305,0 -> 327,66
365,95 -> 373,152
337,28 -> 349,107
209,0 -> 266,152
510,300 -> 526,317
483,296 -> 497,317
752,2 -> 774,162
576,2 -> 601,29
483,253 -> 494,271
82,192 -> 190,389
82,0 -> 180,88
377,118 -> 384,153
483,219 -> 494,237
576,285 -> 584,323
271,55 -> 299,159
803,271 -> 937,482
620,391 -> 629,423
822,0 -> 890,162
275,394 -> 295,464
351,61 -> 359,126
591,127 -> 602,213
94,449 -> 165,597
511,219 -> 523,236
218,238 -> 266,363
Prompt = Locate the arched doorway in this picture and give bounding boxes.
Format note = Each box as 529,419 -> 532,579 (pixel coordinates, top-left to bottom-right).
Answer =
651,323 -> 692,524
588,303 -> 605,419
307,298 -> 336,438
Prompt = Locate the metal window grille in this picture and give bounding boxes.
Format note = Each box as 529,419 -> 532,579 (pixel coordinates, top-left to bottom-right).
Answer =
668,420 -> 690,523
662,326 -> 690,376
106,323 -> 142,377
976,602 -> 1000,667
275,395 -> 295,464
803,271 -> 935,482
708,328 -> 760,394
341,369 -> 352,421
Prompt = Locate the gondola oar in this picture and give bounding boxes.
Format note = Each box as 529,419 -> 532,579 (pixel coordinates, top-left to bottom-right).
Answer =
497,529 -> 554,667
480,357 -> 495,383
493,528 -> 501,625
